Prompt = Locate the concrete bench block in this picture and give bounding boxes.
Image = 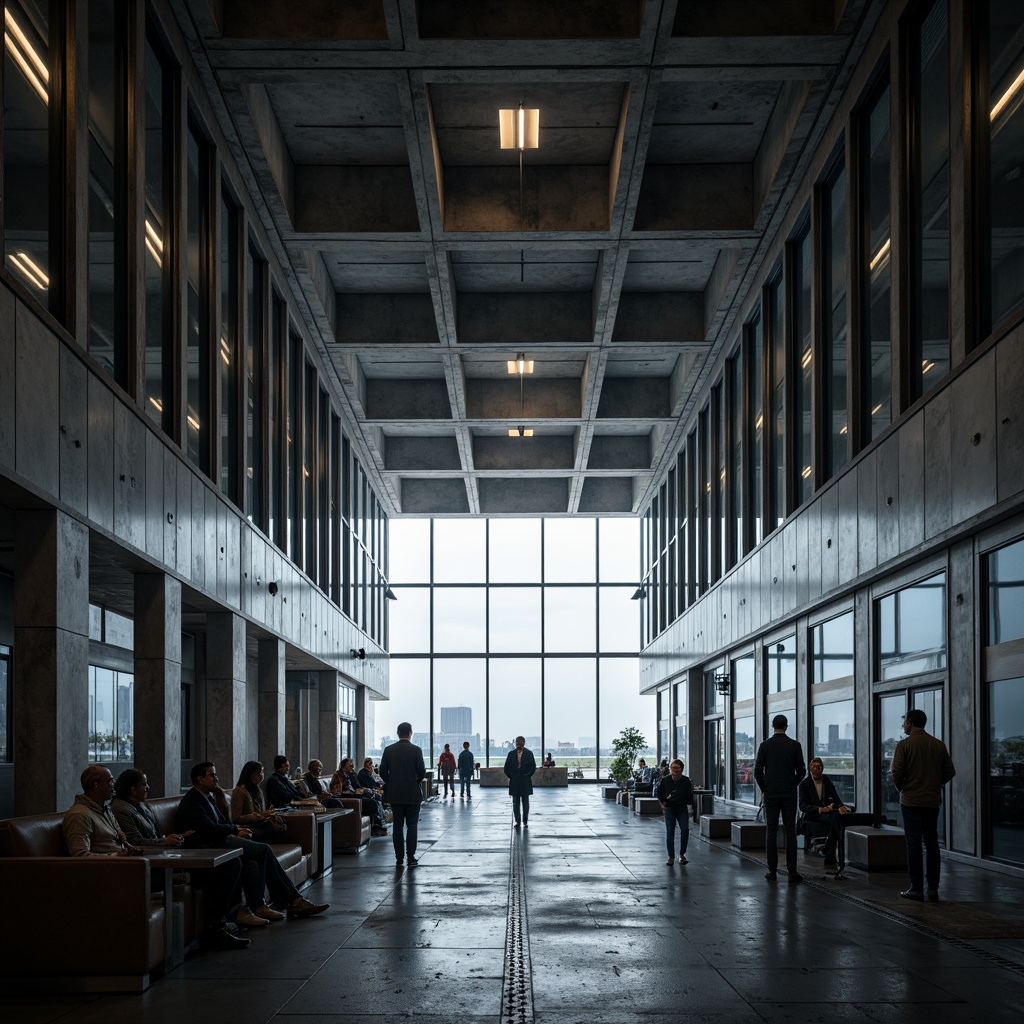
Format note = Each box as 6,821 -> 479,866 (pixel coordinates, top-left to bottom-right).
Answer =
601,786 -> 619,799
845,827 -> 906,871
633,797 -> 662,816
731,821 -> 785,848
616,791 -> 630,806
700,815 -> 743,838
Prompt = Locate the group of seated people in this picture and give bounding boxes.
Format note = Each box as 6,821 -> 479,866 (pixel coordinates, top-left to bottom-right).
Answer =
630,758 -> 669,792
62,760 -> 339,953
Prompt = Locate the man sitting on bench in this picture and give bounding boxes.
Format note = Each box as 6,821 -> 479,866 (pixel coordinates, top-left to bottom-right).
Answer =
798,757 -> 849,867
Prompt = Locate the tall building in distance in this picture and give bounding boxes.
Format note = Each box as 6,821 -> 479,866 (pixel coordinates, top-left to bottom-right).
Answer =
440,706 -> 472,736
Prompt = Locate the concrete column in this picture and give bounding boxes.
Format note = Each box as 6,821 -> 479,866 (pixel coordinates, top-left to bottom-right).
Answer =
318,670 -> 341,771
205,611 -> 247,785
257,637 -> 285,764
13,510 -> 89,814
133,573 -> 182,798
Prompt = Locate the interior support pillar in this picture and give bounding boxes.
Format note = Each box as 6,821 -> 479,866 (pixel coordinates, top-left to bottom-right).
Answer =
206,611 -> 247,786
134,572 -> 182,798
258,637 -> 286,764
13,510 -> 89,815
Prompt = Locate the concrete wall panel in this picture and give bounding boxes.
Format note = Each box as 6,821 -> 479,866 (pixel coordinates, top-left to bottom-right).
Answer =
950,353 -> 997,524
163,447 -> 177,569
836,469 -> 858,587
87,373 -> 115,533
145,432 -> 164,560
820,486 -> 839,595
113,403 -> 147,552
996,328 -> 1024,502
924,385 -> 952,538
876,434 -> 900,565
59,348 -> 89,515
898,410 -> 925,554
805,500 -> 822,604
16,304 -> 60,496
0,286 -> 15,468
857,455 -> 877,570
175,459 -> 192,580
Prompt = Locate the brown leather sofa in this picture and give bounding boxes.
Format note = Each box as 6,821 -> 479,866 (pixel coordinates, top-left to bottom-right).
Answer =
328,796 -> 372,853
0,810 -> 166,992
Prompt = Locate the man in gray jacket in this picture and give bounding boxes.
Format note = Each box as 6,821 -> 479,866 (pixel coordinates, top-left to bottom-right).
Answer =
891,708 -> 955,901
379,722 -> 427,866
754,714 -> 806,883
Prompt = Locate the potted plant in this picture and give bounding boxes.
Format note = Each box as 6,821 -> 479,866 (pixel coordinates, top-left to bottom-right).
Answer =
608,726 -> 648,789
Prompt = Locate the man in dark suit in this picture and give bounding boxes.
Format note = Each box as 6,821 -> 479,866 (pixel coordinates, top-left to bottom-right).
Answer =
797,756 -> 849,867
379,722 -> 426,866
754,714 -> 806,883
503,736 -> 537,828
178,761 -> 329,919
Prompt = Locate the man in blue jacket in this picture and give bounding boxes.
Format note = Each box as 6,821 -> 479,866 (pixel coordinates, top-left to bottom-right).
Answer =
458,741 -> 476,801
178,761 -> 329,919
754,715 -> 806,883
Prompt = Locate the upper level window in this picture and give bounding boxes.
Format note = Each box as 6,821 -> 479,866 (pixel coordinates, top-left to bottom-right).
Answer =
746,311 -> 764,548
988,537 -> 1024,646
791,223 -> 813,506
219,190 -> 240,502
185,118 -> 211,473
4,1 -> 53,311
821,153 -> 849,478
766,633 -> 796,693
983,0 -> 1024,334
878,572 -> 947,679
812,610 -> 854,683
909,0 -> 951,398
767,271 -> 786,529
859,76 -> 892,442
246,243 -> 266,528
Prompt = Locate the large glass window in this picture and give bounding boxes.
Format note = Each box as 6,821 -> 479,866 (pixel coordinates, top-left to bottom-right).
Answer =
433,589 -> 486,653
433,659 -> 485,764
489,587 -> 541,652
435,520 -> 485,583
732,653 -> 755,702
988,537 -> 1024,645
545,587 -> 596,653
389,519 -> 430,583
728,349 -> 744,566
985,1 -> 1024,332
143,31 -> 171,430
387,587 -> 430,654
879,692 -> 906,821
219,191 -> 239,501
378,660 -> 429,754
792,223 -> 814,504
860,79 -> 892,441
545,658 -> 596,777
747,312 -> 764,547
733,715 -> 756,803
87,0 -> 124,382
246,244 -> 265,527
989,676 -> 1024,863
878,573 -> 947,679
545,519 -> 595,583
489,520 -> 541,582
3,1 -> 52,309
812,611 -> 854,683
88,666 -> 134,761
910,0 -> 951,396
812,698 -> 855,805
490,659 -> 541,756
822,155 -> 848,477
598,518 -> 638,582
185,120 -> 210,473
600,658 -> 652,779
599,586 -> 638,653
766,633 -> 796,693
768,271 -> 786,528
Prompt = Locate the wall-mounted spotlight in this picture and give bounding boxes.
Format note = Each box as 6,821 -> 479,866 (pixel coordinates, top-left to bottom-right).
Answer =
268,581 -> 279,596
714,672 -> 732,696
350,647 -> 366,661
385,587 -> 397,601
631,584 -> 647,600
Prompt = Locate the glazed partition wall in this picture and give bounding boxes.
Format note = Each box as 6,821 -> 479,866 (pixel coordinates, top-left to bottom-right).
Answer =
382,518 -> 649,778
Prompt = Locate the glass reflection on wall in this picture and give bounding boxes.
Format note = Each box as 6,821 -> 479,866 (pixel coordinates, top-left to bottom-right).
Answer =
879,692 -> 906,821
732,654 -> 755,702
988,537 -> 1024,646
734,715 -> 756,803
911,0 -> 951,395
812,611 -> 854,683
812,699 -> 855,805
3,1 -> 51,308
87,0 -> 123,382
878,573 -> 947,679
987,1 -> 1024,331
766,634 -> 796,693
861,79 -> 891,440
989,676 -> 1024,864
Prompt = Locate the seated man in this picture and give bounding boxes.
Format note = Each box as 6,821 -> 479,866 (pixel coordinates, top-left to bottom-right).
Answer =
331,757 -> 388,835
63,765 -> 134,856
797,757 -> 849,867
356,757 -> 384,793
542,753 -> 556,767
266,755 -> 307,807
303,759 -> 348,810
179,761 -> 329,922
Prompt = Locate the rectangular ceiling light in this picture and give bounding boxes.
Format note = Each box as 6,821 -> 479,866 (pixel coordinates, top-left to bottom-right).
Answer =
499,107 -> 539,150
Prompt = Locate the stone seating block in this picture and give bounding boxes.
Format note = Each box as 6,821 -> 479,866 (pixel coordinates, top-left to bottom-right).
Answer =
616,791 -> 630,806
845,827 -> 906,870
700,815 -> 743,838
602,786 -> 620,799
633,797 -> 662,816
731,821 -> 785,848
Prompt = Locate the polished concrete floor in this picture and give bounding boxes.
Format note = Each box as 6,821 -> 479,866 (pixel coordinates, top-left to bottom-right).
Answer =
5,787 -> 1024,1024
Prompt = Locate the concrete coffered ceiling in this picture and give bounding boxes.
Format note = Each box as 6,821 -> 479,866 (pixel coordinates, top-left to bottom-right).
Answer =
177,0 -> 876,516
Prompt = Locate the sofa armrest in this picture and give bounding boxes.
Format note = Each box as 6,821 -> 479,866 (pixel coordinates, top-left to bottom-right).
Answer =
0,857 -> 163,977
283,811 -> 316,858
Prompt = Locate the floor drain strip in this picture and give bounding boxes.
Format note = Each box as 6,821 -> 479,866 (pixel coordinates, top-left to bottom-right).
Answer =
501,832 -> 534,1024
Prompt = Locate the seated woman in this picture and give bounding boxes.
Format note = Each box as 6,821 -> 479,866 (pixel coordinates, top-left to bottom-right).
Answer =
230,761 -> 288,845
331,757 -> 388,835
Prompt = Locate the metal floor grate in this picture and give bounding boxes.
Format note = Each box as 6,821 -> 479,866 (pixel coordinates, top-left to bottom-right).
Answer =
501,830 -> 534,1024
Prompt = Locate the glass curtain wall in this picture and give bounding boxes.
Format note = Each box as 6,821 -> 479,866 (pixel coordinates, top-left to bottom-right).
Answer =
386,518 -> 649,779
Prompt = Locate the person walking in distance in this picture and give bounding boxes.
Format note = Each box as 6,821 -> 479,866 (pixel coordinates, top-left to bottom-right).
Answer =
503,736 -> 536,828
457,741 -> 475,801
437,743 -> 456,799
379,722 -> 427,867
890,708 -> 955,901
658,759 -> 695,865
754,714 -> 806,883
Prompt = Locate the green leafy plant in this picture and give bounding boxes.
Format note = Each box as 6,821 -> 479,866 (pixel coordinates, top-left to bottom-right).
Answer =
608,726 -> 648,787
